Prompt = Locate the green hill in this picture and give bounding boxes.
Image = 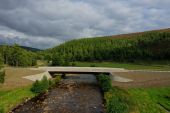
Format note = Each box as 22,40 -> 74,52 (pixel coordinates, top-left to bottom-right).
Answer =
0,45 -> 41,52
46,28 -> 170,63
20,46 -> 41,52
0,45 -> 37,66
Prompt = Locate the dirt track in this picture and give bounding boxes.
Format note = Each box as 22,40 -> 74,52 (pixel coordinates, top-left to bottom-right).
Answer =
112,72 -> 170,88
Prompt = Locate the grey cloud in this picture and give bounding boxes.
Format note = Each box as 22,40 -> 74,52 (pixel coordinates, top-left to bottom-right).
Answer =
0,34 -> 62,49
0,0 -> 169,49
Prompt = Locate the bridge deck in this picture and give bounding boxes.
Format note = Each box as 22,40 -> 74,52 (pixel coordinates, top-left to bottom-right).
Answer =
38,67 -> 128,74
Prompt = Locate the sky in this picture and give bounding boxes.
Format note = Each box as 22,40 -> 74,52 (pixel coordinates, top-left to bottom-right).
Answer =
0,0 -> 170,49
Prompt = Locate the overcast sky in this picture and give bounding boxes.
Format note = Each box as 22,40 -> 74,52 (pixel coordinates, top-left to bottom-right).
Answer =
0,0 -> 170,49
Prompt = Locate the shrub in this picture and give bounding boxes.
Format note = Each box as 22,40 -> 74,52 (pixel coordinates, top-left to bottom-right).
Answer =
97,74 -> 112,92
90,64 -> 96,67
48,75 -> 61,87
31,80 -> 42,94
31,75 -> 62,94
41,76 -> 49,91
71,62 -> 76,66
97,74 -> 135,113
104,87 -> 135,113
63,60 -> 70,66
0,70 -> 5,84
31,76 -> 49,94
54,75 -> 61,85
0,106 -> 4,113
52,53 -> 65,66
48,79 -> 55,87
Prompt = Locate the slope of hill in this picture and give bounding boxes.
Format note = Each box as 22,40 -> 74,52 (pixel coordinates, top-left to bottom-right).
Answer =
0,45 -> 37,66
103,28 -> 170,39
48,28 -> 170,62
0,45 -> 41,52
20,46 -> 41,52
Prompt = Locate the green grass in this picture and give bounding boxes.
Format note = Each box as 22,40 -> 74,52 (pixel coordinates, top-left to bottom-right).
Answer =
74,62 -> 170,70
128,87 -> 170,113
96,74 -> 170,113
96,74 -> 112,92
0,86 -> 35,113
97,74 -> 135,113
104,87 -> 135,113
104,87 -> 170,113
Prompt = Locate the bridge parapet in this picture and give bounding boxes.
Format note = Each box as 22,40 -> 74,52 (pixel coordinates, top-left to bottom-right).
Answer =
38,67 -> 128,75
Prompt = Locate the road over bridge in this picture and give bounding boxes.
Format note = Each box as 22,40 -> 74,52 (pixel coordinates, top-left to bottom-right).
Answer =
24,67 -> 132,82
38,67 -> 128,75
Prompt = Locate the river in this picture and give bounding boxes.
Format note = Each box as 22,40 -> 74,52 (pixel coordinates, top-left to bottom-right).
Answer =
12,74 -> 105,113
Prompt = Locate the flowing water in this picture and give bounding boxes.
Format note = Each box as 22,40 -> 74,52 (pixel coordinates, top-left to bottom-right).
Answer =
12,74 -> 105,113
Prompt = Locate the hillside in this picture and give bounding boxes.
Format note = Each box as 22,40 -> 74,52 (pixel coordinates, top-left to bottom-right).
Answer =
47,28 -> 170,63
20,46 -> 41,52
103,28 -> 170,39
0,45 -> 41,52
0,45 -> 37,66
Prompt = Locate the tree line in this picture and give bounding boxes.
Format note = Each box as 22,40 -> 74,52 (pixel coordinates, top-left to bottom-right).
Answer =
0,51 -> 5,83
45,32 -> 170,65
0,44 -> 37,66
1,31 -> 169,67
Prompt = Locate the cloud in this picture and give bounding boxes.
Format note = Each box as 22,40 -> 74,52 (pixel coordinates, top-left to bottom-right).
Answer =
0,0 -> 169,49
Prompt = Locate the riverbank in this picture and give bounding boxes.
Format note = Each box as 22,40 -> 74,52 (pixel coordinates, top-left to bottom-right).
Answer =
12,74 -> 104,113
0,86 -> 35,113
1,68 -> 170,113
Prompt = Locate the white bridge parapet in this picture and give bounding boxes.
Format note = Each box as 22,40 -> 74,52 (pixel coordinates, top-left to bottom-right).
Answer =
38,67 -> 128,74
23,67 -> 132,82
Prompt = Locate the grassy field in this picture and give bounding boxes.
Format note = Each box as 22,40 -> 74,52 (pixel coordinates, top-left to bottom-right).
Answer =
0,86 -> 35,113
128,87 -> 170,113
112,71 -> 170,88
0,67 -> 170,113
74,62 -> 170,70
0,67 -> 44,91
0,67 -> 44,113
97,74 -> 170,113
104,86 -> 170,113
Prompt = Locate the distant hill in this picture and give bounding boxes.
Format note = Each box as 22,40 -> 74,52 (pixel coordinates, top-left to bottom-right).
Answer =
0,44 -> 41,52
102,28 -> 170,39
48,28 -> 170,62
20,46 -> 41,52
0,44 -> 37,66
